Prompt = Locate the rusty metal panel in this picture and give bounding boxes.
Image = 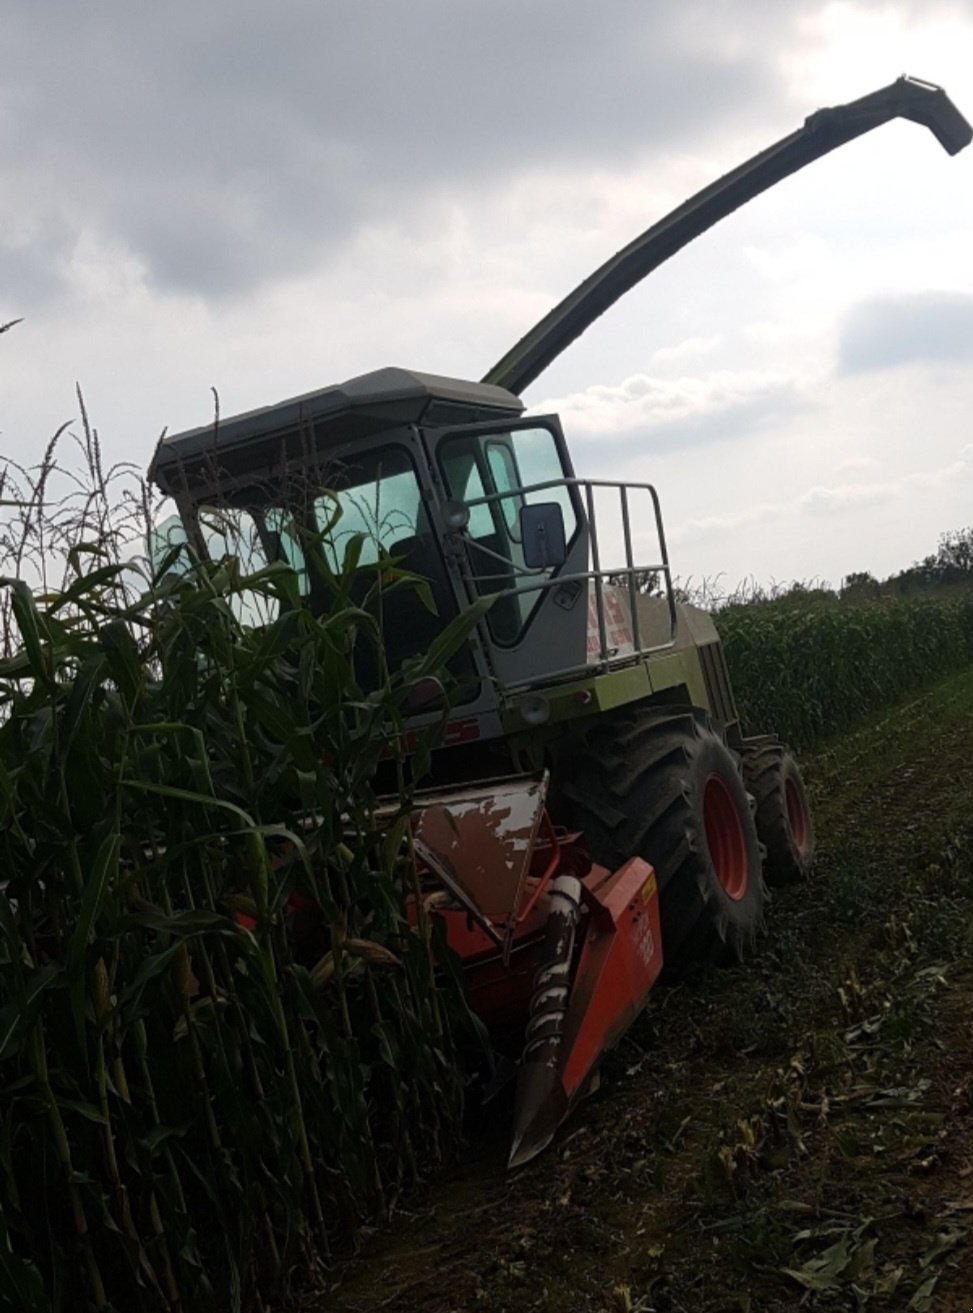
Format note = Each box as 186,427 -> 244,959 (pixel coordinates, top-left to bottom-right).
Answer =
412,775 -> 548,938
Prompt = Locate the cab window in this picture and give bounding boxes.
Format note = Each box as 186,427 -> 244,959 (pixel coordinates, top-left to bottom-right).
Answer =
438,425 -> 578,646
485,441 -> 521,538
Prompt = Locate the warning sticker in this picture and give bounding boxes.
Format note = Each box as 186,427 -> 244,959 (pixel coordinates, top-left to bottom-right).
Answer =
586,585 -> 636,660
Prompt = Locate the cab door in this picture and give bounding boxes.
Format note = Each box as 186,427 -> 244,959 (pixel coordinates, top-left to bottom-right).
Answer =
425,417 -> 591,691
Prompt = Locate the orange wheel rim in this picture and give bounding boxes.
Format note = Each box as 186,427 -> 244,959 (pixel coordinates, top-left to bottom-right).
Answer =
703,775 -> 748,902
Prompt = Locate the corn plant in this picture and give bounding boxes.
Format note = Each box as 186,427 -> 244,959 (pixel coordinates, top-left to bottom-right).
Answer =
719,593 -> 973,750
0,443 -> 489,1310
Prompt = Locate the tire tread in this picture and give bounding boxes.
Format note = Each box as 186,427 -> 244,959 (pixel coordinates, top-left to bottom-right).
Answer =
553,707 -> 765,974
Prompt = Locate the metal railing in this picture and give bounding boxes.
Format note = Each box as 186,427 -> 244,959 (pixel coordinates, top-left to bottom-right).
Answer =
447,475 -> 678,685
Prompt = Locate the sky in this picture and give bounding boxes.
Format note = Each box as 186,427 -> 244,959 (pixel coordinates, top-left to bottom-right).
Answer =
1,0 -> 972,592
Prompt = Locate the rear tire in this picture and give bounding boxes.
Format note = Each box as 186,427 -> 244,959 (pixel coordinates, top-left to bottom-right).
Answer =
741,743 -> 815,886
553,708 -> 765,976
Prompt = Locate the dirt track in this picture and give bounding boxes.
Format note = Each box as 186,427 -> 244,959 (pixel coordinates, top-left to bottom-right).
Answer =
315,670 -> 973,1313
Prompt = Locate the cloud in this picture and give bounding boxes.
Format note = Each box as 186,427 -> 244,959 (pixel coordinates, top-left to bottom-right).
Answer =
673,478 -> 910,548
672,438 -> 973,552
1,0 -> 816,305
798,481 -> 899,514
834,455 -> 881,475
670,500 -> 786,544
838,291 -> 973,373
649,334 -> 724,365
670,480 -> 896,550
537,366 -> 804,454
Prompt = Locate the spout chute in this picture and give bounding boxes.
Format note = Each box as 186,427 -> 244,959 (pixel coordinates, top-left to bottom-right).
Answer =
484,76 -> 971,397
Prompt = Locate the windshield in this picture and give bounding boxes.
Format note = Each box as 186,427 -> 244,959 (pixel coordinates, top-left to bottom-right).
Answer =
149,443 -> 476,691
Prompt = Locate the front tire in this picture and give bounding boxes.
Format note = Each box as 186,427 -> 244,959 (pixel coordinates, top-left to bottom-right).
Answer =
553,708 -> 765,976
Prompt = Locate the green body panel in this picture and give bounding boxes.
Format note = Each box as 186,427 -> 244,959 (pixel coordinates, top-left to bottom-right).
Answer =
501,664 -> 652,735
646,648 -> 710,709
500,643 -> 711,736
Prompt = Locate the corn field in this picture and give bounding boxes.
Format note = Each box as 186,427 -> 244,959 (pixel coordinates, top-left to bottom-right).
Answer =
6,414 -> 973,1311
0,427 -> 488,1311
719,591 -> 973,750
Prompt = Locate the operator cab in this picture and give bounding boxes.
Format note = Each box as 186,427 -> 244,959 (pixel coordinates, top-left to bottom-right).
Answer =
149,367 -> 676,737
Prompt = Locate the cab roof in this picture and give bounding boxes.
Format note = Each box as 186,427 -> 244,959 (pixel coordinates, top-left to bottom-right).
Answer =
149,366 -> 524,497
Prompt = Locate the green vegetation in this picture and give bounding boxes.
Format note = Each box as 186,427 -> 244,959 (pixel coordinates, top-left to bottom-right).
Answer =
719,590 -> 973,750
849,524 -> 973,596
0,447 -> 487,1310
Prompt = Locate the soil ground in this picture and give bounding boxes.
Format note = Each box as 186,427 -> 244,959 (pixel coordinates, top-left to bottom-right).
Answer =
310,669 -> 973,1313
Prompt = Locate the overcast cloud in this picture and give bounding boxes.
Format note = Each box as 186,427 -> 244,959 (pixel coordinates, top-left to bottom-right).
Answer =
839,290 -> 973,372
2,0 -> 798,300
2,0 -> 972,589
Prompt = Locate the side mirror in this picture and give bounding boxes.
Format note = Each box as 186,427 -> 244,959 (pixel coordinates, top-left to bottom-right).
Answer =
520,502 -> 567,569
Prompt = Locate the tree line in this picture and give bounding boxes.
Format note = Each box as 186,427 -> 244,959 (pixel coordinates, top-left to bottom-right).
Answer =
843,527 -> 973,598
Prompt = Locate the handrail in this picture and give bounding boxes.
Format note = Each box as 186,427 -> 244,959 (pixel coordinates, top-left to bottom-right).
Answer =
447,474 -> 677,673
